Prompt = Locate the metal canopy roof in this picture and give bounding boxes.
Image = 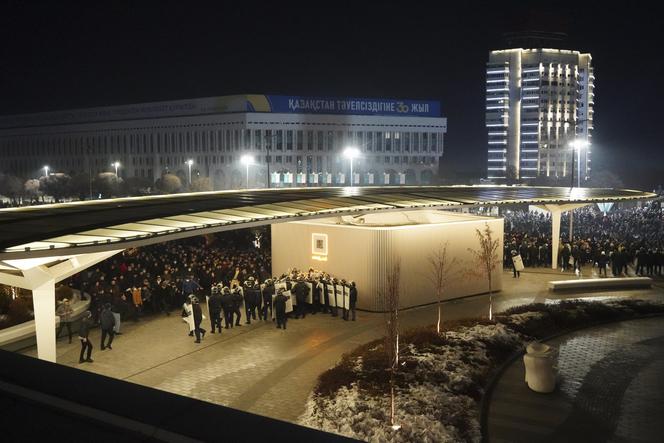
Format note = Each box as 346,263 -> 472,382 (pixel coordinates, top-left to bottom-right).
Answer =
0,185 -> 655,259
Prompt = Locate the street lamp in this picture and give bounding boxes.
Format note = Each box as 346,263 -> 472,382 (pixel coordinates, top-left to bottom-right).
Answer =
343,146 -> 361,187
186,159 -> 194,185
568,139 -> 589,188
43,165 -> 49,178
112,161 -> 120,178
240,154 -> 255,189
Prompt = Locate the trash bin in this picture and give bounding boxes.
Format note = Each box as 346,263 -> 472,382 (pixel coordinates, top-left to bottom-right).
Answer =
523,341 -> 557,393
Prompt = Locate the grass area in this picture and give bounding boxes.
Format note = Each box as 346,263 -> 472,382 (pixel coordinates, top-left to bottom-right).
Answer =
300,299 -> 664,442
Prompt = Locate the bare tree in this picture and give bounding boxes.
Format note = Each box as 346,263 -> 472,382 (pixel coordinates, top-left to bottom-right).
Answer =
379,258 -> 401,429
23,179 -> 41,201
190,176 -> 213,192
427,241 -> 458,334
467,223 -> 500,321
156,173 -> 182,194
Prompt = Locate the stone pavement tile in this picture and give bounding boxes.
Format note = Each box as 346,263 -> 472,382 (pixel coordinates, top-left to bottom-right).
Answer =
488,317 -> 664,443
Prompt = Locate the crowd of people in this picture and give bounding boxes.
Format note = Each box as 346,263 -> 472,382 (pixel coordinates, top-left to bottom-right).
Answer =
503,201 -> 664,277
63,229 -> 358,362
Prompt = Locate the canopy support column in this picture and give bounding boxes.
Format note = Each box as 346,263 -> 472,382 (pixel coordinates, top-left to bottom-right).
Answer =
0,249 -> 123,363
535,203 -> 591,270
23,267 -> 57,362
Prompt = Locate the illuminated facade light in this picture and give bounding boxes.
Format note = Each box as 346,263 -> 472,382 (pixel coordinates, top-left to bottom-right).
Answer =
488,140 -> 507,144
486,88 -> 509,92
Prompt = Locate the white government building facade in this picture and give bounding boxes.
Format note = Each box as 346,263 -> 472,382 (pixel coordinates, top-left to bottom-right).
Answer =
0,94 -> 446,189
486,48 -> 594,180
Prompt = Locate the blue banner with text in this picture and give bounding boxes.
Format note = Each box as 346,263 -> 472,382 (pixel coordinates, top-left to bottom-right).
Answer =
265,95 -> 440,117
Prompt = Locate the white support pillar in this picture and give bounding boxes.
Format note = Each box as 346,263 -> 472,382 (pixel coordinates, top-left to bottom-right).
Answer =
23,267 -> 57,362
0,249 -> 123,363
550,207 -> 562,270
536,203 -> 592,270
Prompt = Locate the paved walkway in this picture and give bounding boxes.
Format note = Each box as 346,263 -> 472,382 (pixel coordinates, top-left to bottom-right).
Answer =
486,316 -> 664,443
19,270 -> 664,425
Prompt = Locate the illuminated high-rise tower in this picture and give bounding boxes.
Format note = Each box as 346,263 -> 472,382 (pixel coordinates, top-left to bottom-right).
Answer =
485,47 -> 594,181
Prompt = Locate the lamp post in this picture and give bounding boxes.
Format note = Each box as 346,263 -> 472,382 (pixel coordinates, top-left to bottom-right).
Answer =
343,146 -> 360,187
240,154 -> 255,189
186,159 -> 193,185
43,165 -> 49,178
112,161 -> 120,179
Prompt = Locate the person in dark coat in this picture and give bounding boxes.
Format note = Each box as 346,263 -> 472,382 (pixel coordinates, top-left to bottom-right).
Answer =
78,310 -> 94,363
244,278 -> 260,324
274,288 -> 289,330
192,297 -> 206,343
220,287 -> 234,328
311,278 -> 321,314
347,281 -> 358,321
293,277 -> 309,319
261,279 -> 274,321
208,286 -> 223,333
511,250 -> 521,278
231,287 -> 243,326
100,303 -> 116,350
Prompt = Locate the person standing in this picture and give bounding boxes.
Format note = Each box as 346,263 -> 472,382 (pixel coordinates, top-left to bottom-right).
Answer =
131,285 -> 143,320
208,286 -> 223,334
231,286 -> 243,326
56,298 -> 74,344
261,279 -> 274,321
221,287 -> 234,329
182,297 -> 195,336
348,281 -> 358,321
293,277 -> 309,319
274,288 -> 289,330
192,297 -> 206,343
78,311 -> 94,363
100,303 -> 116,350
511,250 -> 521,278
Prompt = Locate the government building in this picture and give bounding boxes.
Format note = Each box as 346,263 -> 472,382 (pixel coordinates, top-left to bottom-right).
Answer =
485,48 -> 594,181
0,95 -> 446,189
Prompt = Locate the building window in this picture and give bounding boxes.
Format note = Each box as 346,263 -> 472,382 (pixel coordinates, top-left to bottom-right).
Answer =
297,130 -> 303,150
307,131 -> 314,151
286,130 -> 293,150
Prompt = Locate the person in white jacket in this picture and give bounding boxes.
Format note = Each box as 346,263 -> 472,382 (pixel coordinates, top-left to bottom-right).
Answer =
182,296 -> 195,336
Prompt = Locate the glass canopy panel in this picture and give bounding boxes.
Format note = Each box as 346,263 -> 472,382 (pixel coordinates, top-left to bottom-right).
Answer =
140,219 -> 199,228
217,209 -> 272,220
48,234 -> 121,244
191,211 -> 243,222
111,223 -> 175,233
236,206 -> 294,217
167,215 -> 228,225
5,241 -> 72,252
80,228 -> 152,239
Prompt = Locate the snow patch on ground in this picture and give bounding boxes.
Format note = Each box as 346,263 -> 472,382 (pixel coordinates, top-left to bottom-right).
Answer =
299,323 -> 526,442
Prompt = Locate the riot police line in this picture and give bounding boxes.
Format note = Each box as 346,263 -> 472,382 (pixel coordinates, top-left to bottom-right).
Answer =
182,267 -> 359,337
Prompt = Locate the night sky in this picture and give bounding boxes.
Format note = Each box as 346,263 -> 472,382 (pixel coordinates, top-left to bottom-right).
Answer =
1,1 -> 662,189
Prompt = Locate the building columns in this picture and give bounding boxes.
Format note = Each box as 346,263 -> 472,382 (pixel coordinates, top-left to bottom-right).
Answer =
535,203 -> 591,269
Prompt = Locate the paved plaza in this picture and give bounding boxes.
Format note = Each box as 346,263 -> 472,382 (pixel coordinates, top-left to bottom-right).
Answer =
20,270 -> 664,426
486,316 -> 664,443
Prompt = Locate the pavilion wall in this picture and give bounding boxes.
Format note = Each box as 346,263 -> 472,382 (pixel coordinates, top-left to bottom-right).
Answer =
271,214 -> 504,311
